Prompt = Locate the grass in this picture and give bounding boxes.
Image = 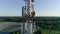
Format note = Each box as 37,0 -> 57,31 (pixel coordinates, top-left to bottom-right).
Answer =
41,29 -> 60,34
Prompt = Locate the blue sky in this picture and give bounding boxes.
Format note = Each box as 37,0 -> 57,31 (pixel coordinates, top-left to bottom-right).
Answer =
0,0 -> 60,16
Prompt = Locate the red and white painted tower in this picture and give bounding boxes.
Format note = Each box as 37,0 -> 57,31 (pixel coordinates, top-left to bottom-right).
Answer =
22,0 -> 35,34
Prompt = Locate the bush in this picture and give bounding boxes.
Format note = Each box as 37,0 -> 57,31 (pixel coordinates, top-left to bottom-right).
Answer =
33,29 -> 41,34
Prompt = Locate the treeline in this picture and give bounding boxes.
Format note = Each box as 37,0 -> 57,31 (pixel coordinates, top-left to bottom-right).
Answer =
0,17 -> 23,22
0,16 -> 59,22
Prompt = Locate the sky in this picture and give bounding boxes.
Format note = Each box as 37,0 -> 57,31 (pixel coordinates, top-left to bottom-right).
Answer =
0,0 -> 60,17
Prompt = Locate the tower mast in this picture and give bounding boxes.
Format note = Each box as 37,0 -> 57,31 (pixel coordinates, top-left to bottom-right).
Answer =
22,0 -> 35,34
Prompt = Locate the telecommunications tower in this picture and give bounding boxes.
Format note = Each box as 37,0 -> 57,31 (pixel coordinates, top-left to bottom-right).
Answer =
22,0 -> 35,34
